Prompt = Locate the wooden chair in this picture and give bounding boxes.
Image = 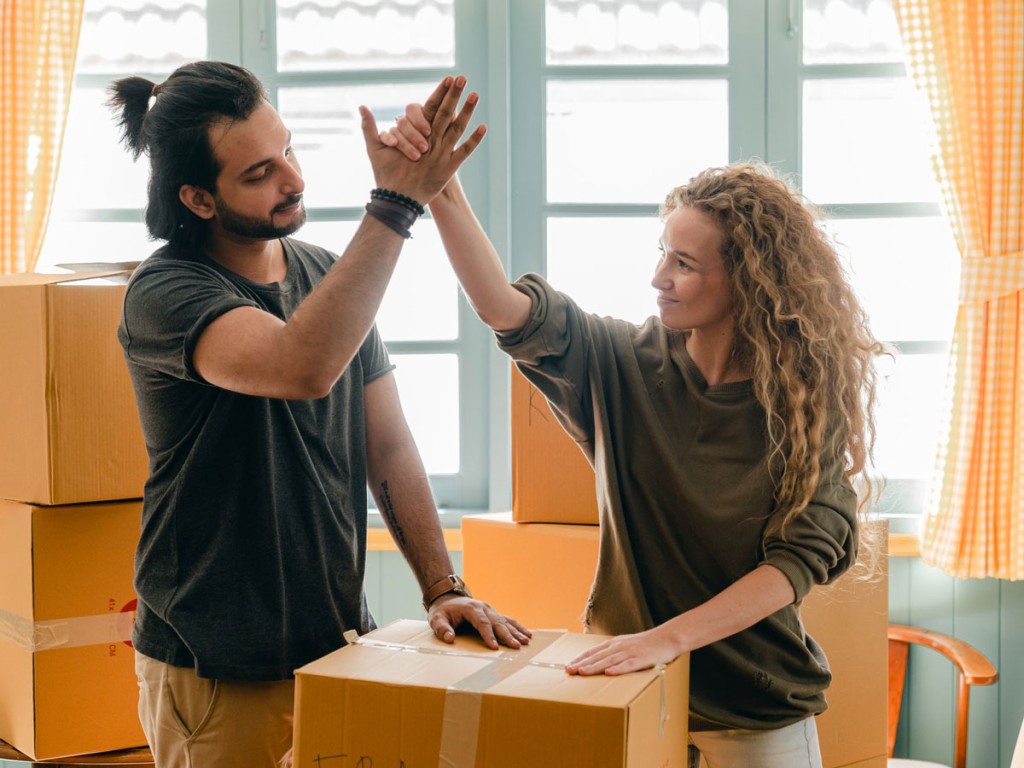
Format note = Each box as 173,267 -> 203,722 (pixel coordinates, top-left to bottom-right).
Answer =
888,623 -> 998,768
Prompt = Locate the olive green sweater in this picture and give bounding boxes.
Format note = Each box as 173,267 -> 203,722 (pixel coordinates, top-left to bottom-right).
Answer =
497,274 -> 859,731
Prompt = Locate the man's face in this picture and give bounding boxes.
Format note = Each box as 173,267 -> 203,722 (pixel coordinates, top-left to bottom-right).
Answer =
207,100 -> 306,240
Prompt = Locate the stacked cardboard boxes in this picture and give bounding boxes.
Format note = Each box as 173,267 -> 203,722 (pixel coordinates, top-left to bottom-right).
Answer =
0,272 -> 149,760
462,368 -> 888,768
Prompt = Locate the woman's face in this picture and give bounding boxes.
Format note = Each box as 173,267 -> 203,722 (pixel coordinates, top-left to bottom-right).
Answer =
651,206 -> 733,334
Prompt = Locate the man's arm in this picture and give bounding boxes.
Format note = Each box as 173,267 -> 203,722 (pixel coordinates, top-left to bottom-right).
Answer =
363,372 -> 531,649
193,77 -> 486,400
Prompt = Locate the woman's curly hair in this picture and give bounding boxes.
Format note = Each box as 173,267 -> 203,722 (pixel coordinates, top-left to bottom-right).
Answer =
661,162 -> 888,536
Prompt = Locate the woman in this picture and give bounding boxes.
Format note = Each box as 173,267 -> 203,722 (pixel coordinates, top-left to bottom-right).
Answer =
384,88 -> 884,767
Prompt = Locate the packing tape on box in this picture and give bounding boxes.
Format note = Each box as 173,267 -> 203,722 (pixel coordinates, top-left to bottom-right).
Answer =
344,628 -> 588,768
0,608 -> 134,652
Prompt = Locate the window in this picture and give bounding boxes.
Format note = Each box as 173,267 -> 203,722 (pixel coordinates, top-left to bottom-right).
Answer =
41,0 -> 957,521
794,0 -> 958,527
504,0 -> 956,526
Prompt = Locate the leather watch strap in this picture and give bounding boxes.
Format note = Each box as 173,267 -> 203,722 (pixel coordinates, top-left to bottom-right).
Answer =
422,574 -> 471,610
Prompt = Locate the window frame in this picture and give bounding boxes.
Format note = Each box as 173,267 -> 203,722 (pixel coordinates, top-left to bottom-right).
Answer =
49,0 -> 953,522
503,0 -> 950,522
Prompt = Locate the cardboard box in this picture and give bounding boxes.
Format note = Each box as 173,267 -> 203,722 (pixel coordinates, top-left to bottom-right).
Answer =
0,498 -> 145,760
804,556 -> 888,768
462,513 -> 888,768
0,271 -> 147,505
511,367 -> 599,524
464,514 -> 597,631
294,619 -> 689,768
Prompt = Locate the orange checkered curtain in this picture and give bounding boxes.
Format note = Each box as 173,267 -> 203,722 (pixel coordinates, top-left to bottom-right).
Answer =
1,0 -> 85,274
895,0 -> 1024,579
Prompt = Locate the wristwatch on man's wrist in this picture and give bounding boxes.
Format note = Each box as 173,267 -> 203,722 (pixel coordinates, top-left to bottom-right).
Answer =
422,574 -> 472,611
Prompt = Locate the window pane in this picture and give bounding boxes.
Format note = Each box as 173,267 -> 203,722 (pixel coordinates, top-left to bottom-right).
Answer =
802,78 -> 941,204
873,353 -> 948,480
828,217 -> 959,342
547,217 -> 664,324
297,220 -> 459,341
547,80 -> 728,203
36,221 -> 151,273
279,84 -> 438,209
546,0 -> 728,65
390,354 -> 460,475
77,0 -> 207,74
276,0 -> 454,72
803,0 -> 903,64
50,87 -> 149,212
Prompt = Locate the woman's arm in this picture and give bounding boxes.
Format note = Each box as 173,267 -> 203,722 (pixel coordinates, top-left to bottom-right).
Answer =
364,372 -> 531,650
427,176 -> 532,331
383,87 -> 532,332
565,564 -> 796,675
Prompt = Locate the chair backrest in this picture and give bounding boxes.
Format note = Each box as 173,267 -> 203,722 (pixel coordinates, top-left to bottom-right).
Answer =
888,623 -> 999,768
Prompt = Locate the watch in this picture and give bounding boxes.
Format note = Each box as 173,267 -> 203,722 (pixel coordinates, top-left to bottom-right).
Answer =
422,574 -> 472,610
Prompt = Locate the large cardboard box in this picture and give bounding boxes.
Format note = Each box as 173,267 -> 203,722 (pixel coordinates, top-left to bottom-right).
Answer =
294,619 -> 689,768
511,367 -> 599,524
463,513 -> 888,768
0,498 -> 145,760
0,271 -> 147,505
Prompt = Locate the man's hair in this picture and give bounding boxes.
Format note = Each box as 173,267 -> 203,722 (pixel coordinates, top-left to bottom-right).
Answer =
107,61 -> 268,250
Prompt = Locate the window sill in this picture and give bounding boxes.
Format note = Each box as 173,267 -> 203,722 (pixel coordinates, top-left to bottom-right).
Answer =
889,531 -> 921,558
369,519 -> 923,557
368,527 -> 464,552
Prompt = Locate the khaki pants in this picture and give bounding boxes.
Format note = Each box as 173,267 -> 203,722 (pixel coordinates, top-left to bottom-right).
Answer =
689,717 -> 823,768
135,651 -> 294,768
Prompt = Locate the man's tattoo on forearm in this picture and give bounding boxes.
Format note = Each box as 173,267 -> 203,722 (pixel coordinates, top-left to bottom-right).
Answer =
378,480 -> 406,548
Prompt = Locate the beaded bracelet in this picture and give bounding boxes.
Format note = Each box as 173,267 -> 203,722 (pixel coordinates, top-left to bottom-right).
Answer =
365,198 -> 418,239
370,187 -> 426,217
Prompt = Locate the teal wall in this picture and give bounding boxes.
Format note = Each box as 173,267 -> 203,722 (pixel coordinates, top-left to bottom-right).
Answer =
889,556 -> 1024,768
366,550 -> 1024,768
364,549 -> 463,627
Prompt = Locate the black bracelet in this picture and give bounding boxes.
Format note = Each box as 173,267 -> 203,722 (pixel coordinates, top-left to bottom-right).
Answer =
365,199 -> 417,239
370,187 -> 426,217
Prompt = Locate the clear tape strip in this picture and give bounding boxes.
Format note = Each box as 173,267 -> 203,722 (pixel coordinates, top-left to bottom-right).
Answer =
345,629 -> 563,768
0,608 -> 134,652
439,631 -> 562,768
656,663 -> 668,736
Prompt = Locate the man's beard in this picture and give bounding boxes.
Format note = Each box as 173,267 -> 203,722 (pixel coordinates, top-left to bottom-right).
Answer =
215,194 -> 306,239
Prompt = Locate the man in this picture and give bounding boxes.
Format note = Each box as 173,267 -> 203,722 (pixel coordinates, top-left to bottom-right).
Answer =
107,61 -> 529,767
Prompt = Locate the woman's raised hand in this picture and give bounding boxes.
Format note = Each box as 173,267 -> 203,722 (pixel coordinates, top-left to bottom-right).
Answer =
378,76 -> 472,162
359,76 -> 486,205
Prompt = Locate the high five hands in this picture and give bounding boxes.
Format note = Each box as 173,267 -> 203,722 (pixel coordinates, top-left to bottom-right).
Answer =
377,76 -> 472,164
359,75 -> 485,205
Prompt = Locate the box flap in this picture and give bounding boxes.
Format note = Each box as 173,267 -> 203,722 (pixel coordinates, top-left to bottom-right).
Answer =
53,261 -> 141,274
0,270 -> 133,287
488,634 -> 661,706
299,622 -> 663,707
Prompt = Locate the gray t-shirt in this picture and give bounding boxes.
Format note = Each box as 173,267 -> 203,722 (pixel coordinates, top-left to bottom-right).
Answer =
118,238 -> 394,680
498,274 -> 858,730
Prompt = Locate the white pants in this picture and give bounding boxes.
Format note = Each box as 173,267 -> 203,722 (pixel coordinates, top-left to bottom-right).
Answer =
135,651 -> 294,768
689,717 -> 823,768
